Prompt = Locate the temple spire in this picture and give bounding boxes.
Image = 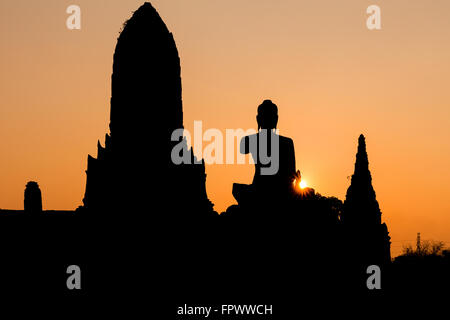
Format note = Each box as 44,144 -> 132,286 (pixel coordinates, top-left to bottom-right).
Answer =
343,134 -> 379,225
351,134 -> 372,187
342,134 -> 391,264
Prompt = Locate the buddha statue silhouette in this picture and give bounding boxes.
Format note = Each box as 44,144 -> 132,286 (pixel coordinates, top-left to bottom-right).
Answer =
233,100 -> 296,207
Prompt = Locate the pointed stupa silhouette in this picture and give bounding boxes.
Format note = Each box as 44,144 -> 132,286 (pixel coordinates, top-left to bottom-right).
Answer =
342,134 -> 391,263
343,134 -> 381,225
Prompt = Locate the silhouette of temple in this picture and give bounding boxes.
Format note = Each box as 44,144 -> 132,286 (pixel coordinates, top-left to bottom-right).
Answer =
342,134 -> 391,264
24,181 -> 42,214
81,3 -> 214,218
0,2 -> 406,299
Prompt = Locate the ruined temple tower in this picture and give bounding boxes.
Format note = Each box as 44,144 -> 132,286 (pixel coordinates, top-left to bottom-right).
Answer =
24,181 -> 43,213
342,134 -> 391,264
82,3 -> 214,218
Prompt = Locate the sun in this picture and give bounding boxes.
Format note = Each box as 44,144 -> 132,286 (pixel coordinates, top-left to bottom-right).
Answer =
300,180 -> 307,189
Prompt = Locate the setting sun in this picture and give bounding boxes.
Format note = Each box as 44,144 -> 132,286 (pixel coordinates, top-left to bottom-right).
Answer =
293,178 -> 308,191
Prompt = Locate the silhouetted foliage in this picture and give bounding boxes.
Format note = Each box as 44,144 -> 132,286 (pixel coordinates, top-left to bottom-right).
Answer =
390,241 -> 450,293
401,240 -> 446,257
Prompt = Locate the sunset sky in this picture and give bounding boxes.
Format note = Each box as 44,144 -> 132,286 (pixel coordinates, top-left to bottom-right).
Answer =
1,0 -> 450,256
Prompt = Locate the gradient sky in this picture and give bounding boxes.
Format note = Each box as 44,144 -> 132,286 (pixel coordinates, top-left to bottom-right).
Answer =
1,0 -> 450,256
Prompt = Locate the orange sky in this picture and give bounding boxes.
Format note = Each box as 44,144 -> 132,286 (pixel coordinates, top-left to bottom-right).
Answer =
1,0 -> 450,257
